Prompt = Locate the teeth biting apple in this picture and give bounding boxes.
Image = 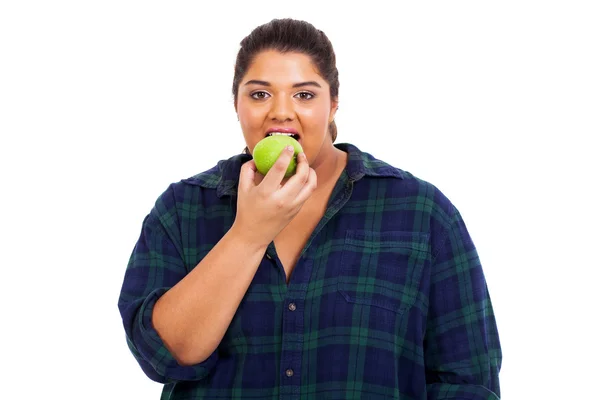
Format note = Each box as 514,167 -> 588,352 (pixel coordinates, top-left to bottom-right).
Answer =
266,132 -> 300,141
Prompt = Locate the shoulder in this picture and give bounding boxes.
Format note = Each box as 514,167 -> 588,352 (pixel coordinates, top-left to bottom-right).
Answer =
147,152 -> 249,226
342,142 -> 457,224
159,152 -> 251,202
181,152 -> 250,191
347,143 -> 467,258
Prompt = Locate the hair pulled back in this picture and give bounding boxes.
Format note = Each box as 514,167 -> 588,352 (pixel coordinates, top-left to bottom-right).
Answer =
232,18 -> 339,153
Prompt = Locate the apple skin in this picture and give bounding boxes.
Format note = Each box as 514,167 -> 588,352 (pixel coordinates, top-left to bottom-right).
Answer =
252,135 -> 304,178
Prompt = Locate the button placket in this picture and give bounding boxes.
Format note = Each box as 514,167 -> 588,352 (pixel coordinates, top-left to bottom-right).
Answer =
279,257 -> 313,397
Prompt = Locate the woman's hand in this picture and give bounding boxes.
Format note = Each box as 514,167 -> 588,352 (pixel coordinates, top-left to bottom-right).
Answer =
232,145 -> 317,248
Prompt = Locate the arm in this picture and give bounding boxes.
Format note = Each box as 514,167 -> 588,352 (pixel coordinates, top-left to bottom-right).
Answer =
425,208 -> 502,399
118,152 -> 315,383
151,151 -> 315,368
117,187 -> 267,383
152,221 -> 267,366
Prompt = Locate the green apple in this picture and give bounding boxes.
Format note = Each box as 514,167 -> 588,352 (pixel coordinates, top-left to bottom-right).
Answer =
253,135 -> 303,178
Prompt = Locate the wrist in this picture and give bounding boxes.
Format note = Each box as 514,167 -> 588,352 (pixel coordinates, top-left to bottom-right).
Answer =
228,222 -> 270,254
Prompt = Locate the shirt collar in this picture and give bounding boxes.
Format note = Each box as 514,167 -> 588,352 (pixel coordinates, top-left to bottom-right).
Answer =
182,143 -> 406,198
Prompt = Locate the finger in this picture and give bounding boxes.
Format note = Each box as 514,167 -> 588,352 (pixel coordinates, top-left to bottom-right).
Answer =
291,167 -> 317,206
238,160 -> 257,193
260,145 -> 295,191
279,152 -> 310,197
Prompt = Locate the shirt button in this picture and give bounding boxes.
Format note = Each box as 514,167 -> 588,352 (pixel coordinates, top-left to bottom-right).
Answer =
285,369 -> 294,377
266,253 -> 272,260
288,302 -> 296,311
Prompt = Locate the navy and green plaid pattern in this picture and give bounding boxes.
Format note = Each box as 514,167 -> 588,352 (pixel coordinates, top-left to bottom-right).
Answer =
118,143 -> 502,399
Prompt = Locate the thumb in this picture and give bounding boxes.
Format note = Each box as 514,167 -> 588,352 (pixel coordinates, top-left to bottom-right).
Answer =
238,160 -> 257,192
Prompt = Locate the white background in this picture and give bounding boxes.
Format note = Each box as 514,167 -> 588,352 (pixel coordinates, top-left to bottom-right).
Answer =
1,1 -> 598,399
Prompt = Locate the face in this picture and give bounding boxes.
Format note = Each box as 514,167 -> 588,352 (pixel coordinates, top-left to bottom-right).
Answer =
235,50 -> 338,166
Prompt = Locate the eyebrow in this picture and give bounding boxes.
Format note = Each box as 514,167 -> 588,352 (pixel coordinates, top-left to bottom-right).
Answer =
243,80 -> 322,89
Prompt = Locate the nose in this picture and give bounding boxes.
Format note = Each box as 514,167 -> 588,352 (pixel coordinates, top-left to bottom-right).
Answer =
268,93 -> 295,122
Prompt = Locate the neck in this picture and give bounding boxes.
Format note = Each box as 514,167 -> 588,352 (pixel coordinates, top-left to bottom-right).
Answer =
310,143 -> 345,187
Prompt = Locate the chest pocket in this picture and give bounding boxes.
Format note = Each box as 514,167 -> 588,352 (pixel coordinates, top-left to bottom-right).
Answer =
337,230 -> 429,315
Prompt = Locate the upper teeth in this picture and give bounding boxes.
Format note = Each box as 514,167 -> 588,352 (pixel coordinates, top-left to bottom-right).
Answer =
268,132 -> 295,136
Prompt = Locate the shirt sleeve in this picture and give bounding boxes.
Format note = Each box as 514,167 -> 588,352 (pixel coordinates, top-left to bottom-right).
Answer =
425,207 -> 502,400
117,186 -> 218,383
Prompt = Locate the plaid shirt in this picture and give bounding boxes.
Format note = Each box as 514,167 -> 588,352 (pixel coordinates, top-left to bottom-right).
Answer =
118,143 -> 502,399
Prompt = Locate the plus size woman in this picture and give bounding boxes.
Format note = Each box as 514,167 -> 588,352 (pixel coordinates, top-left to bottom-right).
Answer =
118,18 -> 502,400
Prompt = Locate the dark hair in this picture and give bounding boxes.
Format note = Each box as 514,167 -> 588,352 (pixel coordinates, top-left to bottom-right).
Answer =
232,18 -> 339,154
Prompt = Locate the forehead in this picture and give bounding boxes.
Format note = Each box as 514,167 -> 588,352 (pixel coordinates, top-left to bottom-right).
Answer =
243,50 -> 324,86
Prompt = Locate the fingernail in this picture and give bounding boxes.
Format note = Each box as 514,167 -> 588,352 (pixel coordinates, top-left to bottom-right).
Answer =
286,146 -> 294,152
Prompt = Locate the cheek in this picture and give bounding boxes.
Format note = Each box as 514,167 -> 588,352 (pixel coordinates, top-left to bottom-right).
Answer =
239,107 -> 266,131
299,105 -> 330,129
238,111 -> 261,138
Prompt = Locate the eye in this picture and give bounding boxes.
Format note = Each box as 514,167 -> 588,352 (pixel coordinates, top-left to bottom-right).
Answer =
250,91 -> 270,100
250,91 -> 315,100
296,91 -> 315,100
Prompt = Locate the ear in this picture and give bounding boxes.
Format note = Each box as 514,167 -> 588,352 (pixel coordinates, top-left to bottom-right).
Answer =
329,98 -> 339,123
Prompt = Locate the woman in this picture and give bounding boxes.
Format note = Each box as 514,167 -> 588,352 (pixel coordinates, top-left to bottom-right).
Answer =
118,18 -> 502,399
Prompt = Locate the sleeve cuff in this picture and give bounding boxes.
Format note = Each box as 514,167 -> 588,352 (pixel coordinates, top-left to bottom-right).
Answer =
134,288 -> 219,382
